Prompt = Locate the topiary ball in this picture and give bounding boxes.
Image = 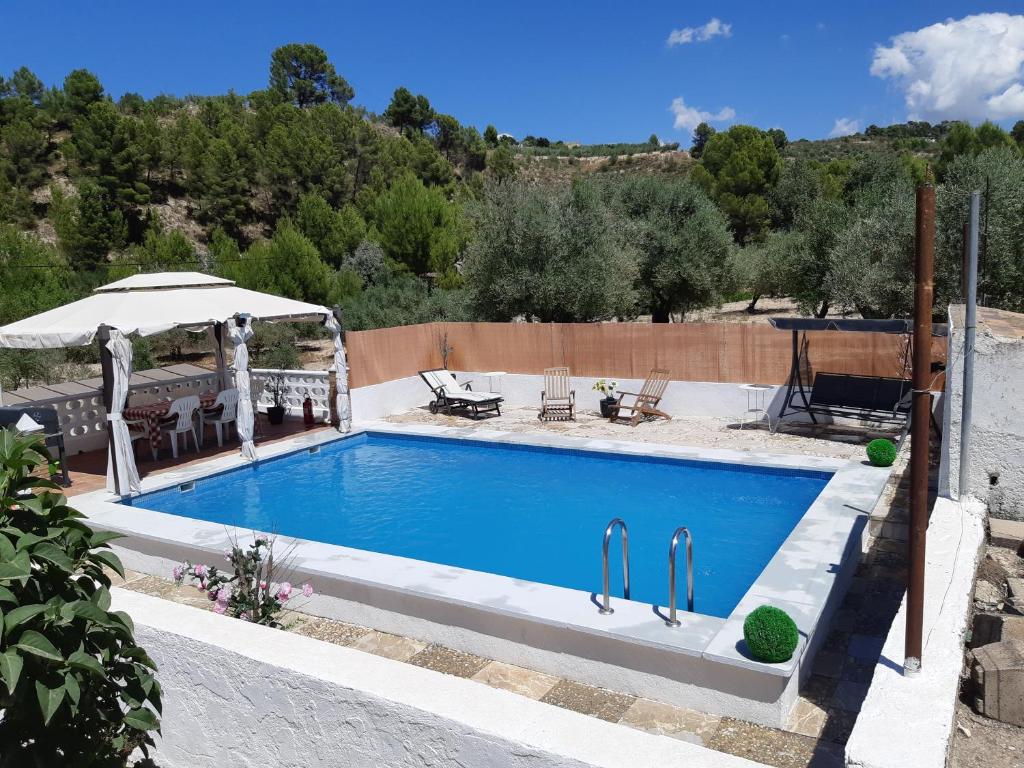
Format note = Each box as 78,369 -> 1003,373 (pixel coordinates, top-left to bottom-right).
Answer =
866,438 -> 897,467
743,605 -> 799,663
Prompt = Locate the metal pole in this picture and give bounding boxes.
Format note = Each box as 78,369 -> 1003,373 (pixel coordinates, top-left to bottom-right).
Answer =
97,324 -> 120,497
958,192 -> 980,501
905,183 -> 935,675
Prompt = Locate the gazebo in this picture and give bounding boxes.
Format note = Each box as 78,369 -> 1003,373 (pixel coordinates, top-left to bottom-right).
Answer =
0,272 -> 351,496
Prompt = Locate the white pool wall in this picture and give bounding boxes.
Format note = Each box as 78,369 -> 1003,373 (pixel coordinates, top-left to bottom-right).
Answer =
117,589 -> 764,768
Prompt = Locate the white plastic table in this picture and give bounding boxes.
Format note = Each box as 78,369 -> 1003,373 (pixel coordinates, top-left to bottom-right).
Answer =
739,384 -> 773,430
481,371 -> 507,394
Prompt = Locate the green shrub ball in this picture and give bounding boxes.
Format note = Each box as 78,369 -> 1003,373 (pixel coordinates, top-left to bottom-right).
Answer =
743,605 -> 799,663
866,438 -> 897,467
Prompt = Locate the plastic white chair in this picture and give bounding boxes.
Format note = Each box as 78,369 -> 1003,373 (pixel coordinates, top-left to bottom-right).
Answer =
159,395 -> 200,459
199,388 -> 239,448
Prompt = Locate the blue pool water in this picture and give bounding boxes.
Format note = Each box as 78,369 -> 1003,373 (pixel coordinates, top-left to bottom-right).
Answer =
125,432 -> 831,618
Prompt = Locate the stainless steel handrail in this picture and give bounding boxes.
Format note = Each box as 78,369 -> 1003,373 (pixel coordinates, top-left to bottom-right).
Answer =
665,526 -> 694,627
599,518 -> 630,615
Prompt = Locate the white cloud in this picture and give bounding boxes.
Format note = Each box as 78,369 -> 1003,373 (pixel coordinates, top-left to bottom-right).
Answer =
871,13 -> 1024,121
829,117 -> 861,137
667,18 -> 732,46
669,97 -> 736,132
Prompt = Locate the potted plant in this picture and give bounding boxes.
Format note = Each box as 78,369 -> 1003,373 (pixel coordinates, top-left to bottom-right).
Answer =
593,379 -> 618,417
267,372 -> 287,425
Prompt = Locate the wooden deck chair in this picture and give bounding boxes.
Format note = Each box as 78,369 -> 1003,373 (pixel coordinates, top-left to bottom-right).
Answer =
539,367 -> 575,421
608,369 -> 672,426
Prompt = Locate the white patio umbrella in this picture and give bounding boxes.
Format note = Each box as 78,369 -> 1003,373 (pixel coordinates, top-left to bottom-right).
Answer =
0,272 -> 353,495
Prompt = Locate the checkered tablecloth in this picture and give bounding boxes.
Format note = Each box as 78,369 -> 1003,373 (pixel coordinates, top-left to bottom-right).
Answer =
124,393 -> 217,457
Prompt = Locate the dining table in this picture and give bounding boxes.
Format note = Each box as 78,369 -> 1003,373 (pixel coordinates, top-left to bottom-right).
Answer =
124,393 -> 218,460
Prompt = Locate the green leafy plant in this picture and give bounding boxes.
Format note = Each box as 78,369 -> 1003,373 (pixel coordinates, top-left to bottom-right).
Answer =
866,438 -> 897,467
0,428 -> 161,764
743,605 -> 799,663
592,379 -> 618,398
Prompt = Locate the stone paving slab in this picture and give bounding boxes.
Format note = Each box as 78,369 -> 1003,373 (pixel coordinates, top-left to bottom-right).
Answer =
540,680 -> 637,723
621,698 -> 721,745
470,661 -> 559,700
408,644 -> 491,678
349,630 -> 427,662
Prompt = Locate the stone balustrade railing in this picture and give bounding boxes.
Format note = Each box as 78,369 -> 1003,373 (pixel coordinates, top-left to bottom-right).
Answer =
1,364 -> 221,455
251,368 -> 331,420
1,365 -> 334,456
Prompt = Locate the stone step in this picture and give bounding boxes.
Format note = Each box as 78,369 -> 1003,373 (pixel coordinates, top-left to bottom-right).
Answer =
971,639 -> 1024,727
868,517 -> 909,542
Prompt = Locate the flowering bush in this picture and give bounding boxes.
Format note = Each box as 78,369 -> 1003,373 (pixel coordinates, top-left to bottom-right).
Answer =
592,379 -> 618,398
173,537 -> 312,628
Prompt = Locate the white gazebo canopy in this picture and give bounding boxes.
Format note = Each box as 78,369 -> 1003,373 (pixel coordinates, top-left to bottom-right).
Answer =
0,272 -> 331,349
0,272 -> 352,496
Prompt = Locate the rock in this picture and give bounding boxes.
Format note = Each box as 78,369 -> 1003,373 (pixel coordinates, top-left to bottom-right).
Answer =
1005,616 -> 1024,643
1008,578 -> 1024,615
972,613 -> 1024,647
990,518 -> 1024,552
971,639 -> 1024,726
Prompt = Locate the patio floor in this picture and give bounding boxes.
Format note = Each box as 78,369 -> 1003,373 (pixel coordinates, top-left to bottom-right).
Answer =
63,419 -> 335,496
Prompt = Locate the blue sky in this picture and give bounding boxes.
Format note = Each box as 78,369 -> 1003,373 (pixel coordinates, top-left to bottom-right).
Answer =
2,2 -> 1022,142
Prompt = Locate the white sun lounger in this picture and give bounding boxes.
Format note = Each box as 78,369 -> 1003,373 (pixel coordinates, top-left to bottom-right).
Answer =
419,369 -> 503,419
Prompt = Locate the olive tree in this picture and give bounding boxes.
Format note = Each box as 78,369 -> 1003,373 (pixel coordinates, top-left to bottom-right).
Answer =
599,176 -> 733,321
937,147 -> 1024,312
463,179 -> 638,322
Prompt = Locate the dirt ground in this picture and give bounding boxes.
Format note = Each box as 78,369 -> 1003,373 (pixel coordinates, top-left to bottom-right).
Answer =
949,542 -> 1024,767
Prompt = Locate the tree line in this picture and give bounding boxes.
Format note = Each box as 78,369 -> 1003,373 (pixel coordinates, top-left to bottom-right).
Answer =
2,44 -> 1024,390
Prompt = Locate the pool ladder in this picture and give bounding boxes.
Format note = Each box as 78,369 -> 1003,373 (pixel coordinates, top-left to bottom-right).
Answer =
599,518 -> 630,614
597,519 -> 694,624
665,526 -> 694,627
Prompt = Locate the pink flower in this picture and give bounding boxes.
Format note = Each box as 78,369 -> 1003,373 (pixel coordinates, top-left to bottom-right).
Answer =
276,582 -> 293,602
223,549 -> 232,562
259,580 -> 268,590
301,583 -> 314,598
193,564 -> 208,578
207,588 -> 218,601
172,565 -> 183,582
240,611 -> 251,621
212,601 -> 227,614
216,587 -> 230,604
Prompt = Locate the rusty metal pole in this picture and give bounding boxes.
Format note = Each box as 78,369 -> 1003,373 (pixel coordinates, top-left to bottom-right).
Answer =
905,183 -> 935,676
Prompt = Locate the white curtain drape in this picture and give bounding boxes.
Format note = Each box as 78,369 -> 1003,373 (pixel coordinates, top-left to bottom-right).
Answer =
207,324 -> 230,390
324,315 -> 351,433
104,329 -> 142,495
229,319 -> 257,460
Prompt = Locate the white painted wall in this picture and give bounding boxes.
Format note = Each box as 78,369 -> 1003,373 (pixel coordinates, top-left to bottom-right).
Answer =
845,498 -> 985,768
350,371 -> 798,424
941,307 -> 1024,519
115,589 -> 762,768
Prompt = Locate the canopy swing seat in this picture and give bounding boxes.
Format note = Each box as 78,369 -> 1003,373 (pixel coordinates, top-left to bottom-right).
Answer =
769,318 -> 946,448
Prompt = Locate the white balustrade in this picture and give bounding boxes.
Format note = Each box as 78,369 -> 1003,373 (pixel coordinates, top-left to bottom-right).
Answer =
251,369 -> 331,419
3,368 -> 220,455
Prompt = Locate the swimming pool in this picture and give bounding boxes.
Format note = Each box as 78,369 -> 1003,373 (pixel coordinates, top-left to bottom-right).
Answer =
80,423 -> 890,725
125,431 -> 830,619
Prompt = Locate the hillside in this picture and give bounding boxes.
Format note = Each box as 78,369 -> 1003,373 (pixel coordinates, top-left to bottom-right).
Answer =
2,44 -> 1023,392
